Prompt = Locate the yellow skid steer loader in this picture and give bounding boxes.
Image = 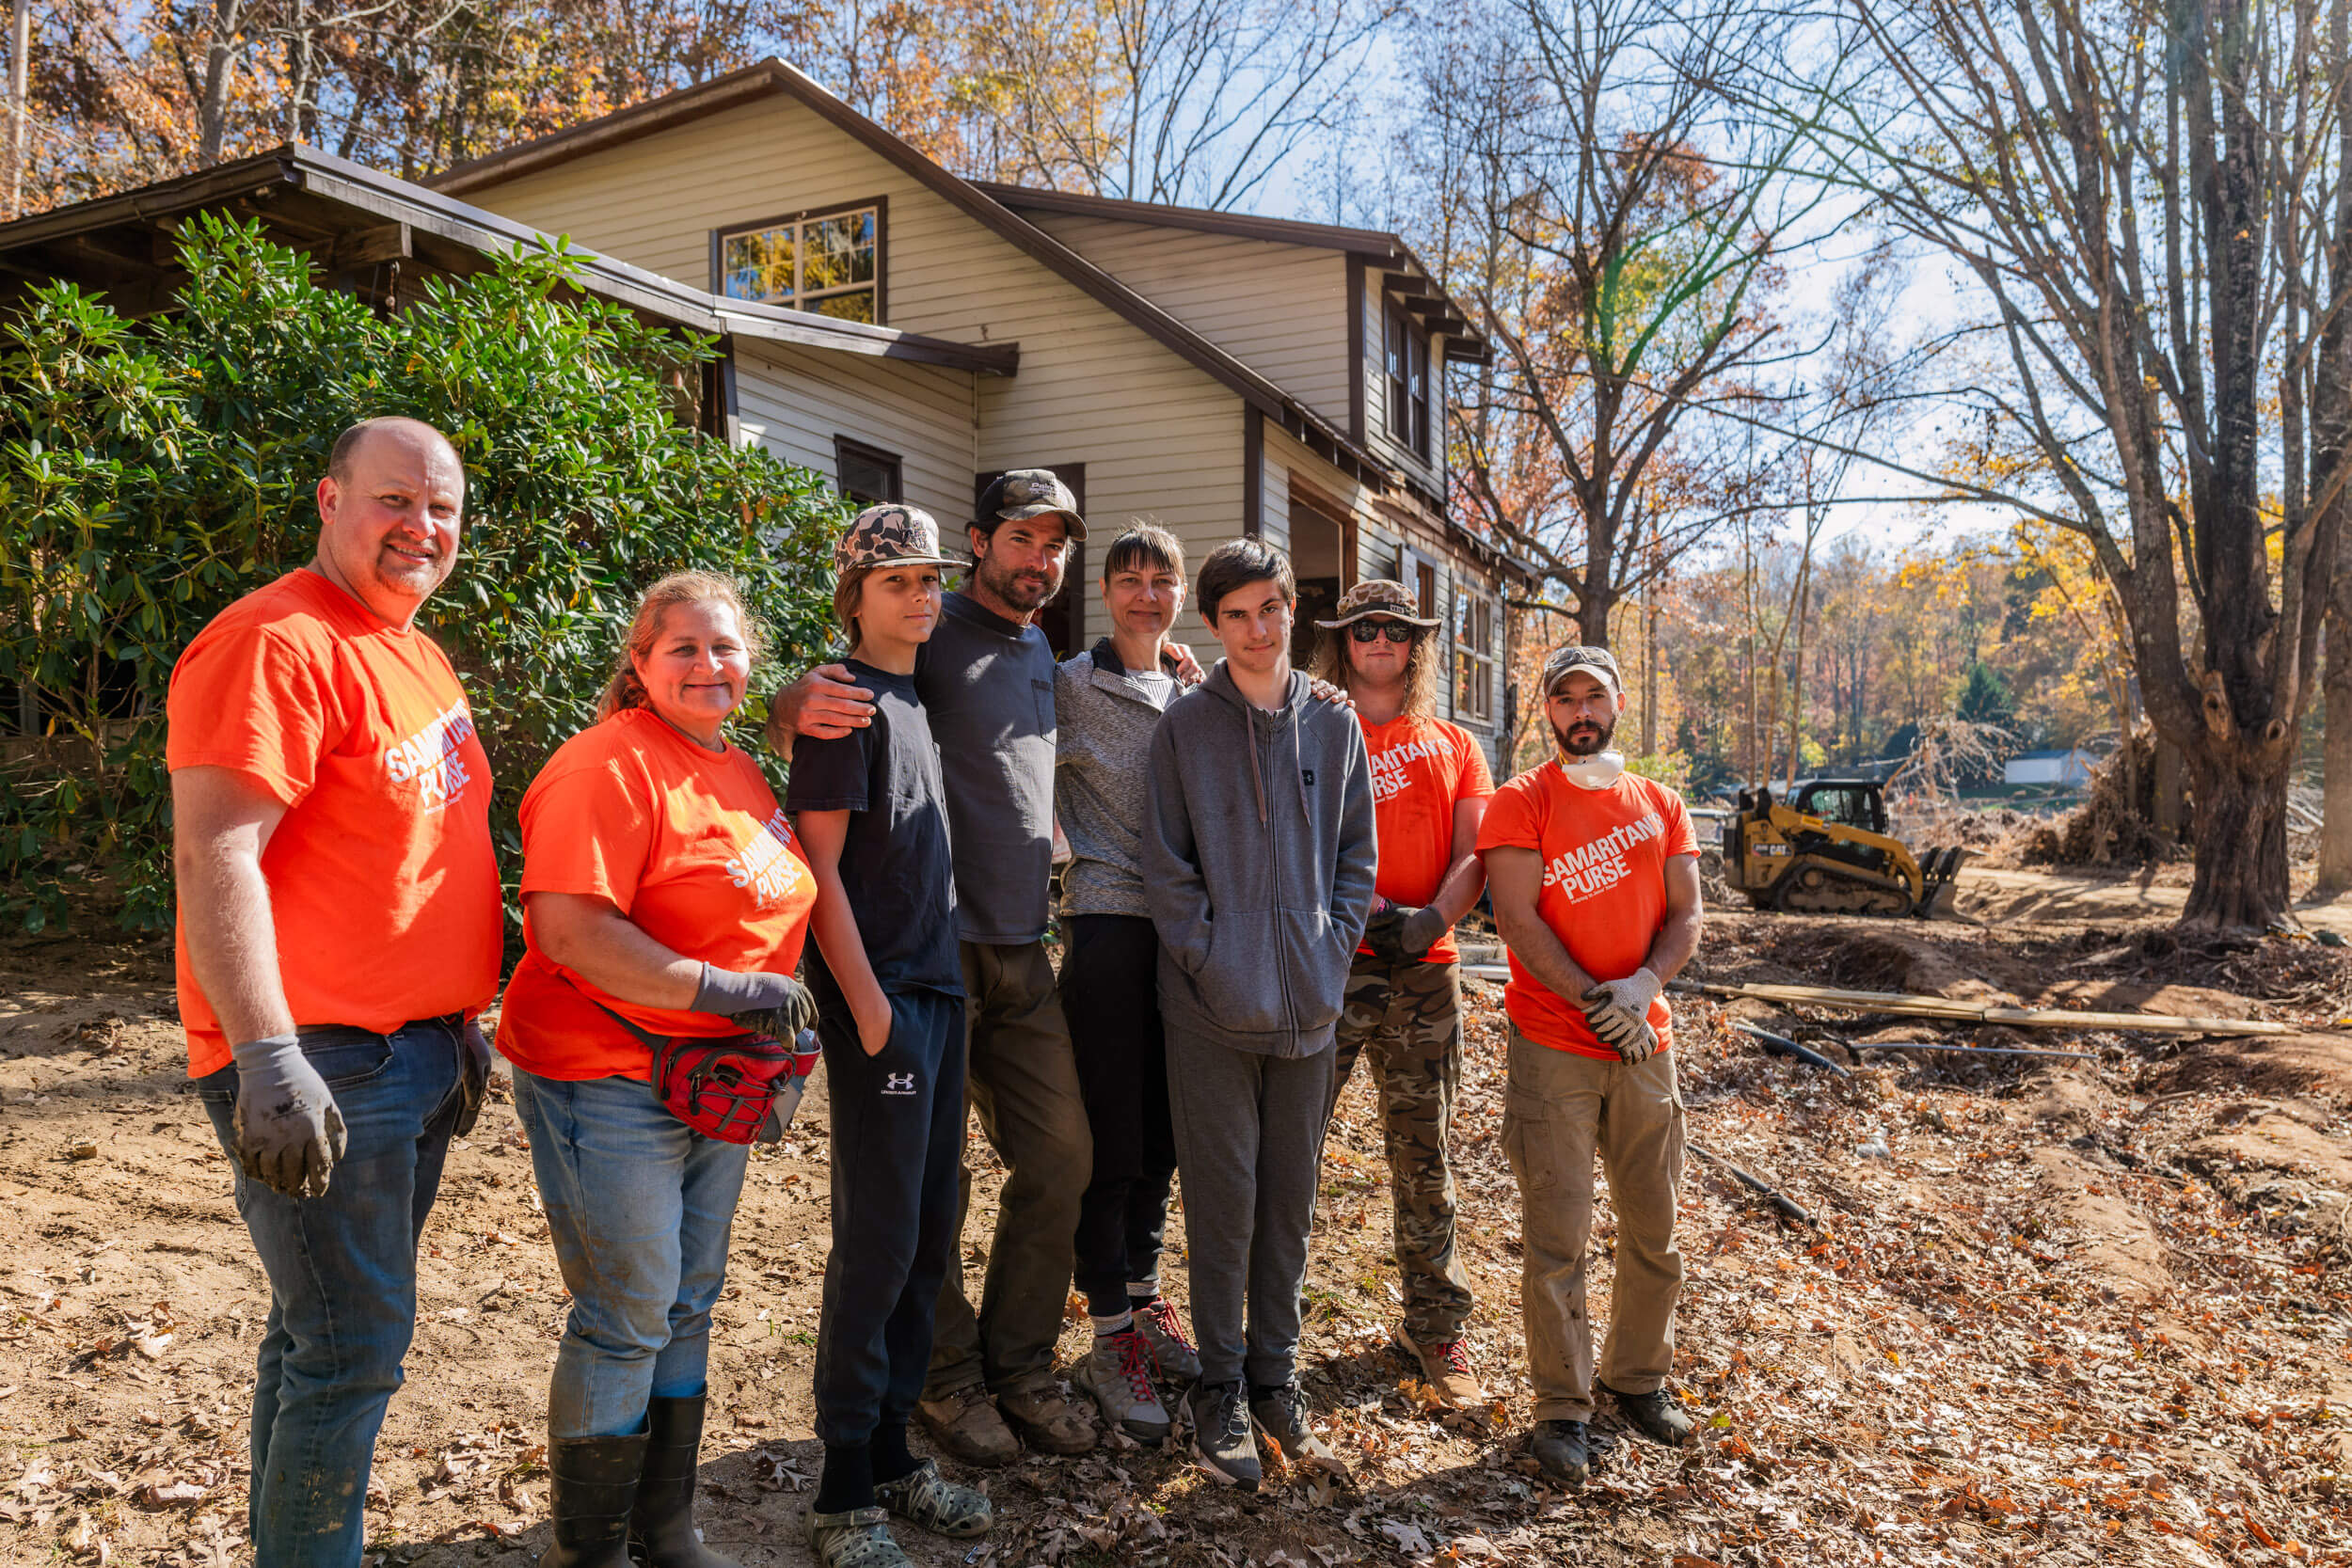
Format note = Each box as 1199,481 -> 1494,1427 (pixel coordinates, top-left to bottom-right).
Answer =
1722,779 -> 1966,918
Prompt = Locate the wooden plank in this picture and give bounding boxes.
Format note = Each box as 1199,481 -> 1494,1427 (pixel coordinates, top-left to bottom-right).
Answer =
1682,978 -> 2290,1037
326,221 -> 412,270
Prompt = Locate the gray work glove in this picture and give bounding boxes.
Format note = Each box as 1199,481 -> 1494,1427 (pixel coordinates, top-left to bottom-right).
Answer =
230,1033 -> 347,1199
454,1020 -> 492,1137
1581,967 -> 1664,1065
692,962 -> 818,1041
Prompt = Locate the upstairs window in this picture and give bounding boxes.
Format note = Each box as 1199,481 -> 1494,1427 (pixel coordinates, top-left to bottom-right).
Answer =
718,201 -> 882,322
1383,299 -> 1431,460
1454,589 -> 1495,722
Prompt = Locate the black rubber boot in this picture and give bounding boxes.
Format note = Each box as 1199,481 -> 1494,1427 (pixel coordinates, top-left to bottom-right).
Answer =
541,1431 -> 646,1567
631,1394 -> 742,1567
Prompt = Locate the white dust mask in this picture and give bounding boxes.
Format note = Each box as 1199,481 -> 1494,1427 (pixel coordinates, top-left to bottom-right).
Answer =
1559,751 -> 1626,790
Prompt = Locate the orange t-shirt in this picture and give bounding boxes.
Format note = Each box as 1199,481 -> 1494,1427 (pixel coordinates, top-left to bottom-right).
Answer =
496,708 -> 818,1082
167,569 -> 502,1075
1359,714 -> 1495,963
1475,764 -> 1699,1059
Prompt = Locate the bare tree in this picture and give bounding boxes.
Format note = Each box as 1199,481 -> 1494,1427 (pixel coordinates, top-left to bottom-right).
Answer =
1400,0 -> 1852,650
1797,0 -> 2352,929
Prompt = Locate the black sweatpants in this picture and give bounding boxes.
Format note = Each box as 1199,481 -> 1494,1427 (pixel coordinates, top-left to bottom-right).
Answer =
1062,913 -> 1180,1317
812,989 -> 965,1446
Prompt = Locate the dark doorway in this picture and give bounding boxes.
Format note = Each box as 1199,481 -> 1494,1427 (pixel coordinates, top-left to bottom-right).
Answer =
1288,488 -> 1346,666
973,463 -> 1088,657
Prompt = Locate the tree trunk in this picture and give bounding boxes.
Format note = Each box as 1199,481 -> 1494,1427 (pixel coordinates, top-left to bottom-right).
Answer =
6,0 -> 28,220
2322,610 -> 2352,893
2180,741 -> 2293,928
2153,734 -> 2187,840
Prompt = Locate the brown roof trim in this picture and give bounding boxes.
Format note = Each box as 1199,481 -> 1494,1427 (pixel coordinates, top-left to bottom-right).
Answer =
1,143 -> 1013,375
981,181 -> 1489,360
972,180 -> 1403,257
423,58 -> 1395,476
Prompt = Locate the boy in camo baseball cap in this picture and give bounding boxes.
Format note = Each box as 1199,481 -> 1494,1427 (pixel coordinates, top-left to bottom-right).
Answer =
832,505 -> 960,647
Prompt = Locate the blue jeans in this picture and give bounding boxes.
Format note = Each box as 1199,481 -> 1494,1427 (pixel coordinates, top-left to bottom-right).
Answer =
193,1016 -> 465,1568
510,1068 -> 752,1439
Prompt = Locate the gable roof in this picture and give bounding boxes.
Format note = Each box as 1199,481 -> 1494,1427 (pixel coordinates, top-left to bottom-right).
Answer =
969,182 -> 1489,362
431,57 -> 1401,489
0,144 -> 1015,373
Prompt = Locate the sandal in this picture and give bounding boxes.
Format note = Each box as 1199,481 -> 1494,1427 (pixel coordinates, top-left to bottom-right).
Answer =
805,1504 -> 912,1568
873,1457 -> 993,1539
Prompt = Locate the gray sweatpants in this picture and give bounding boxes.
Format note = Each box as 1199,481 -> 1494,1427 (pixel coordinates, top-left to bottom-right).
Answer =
1164,1024 -> 1336,1388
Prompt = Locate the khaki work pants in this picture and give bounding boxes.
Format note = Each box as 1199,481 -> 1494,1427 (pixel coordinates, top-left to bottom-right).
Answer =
1502,1028 -> 1686,1423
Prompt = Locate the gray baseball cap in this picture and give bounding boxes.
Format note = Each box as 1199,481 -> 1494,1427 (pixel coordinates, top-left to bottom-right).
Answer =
1542,643 -> 1622,695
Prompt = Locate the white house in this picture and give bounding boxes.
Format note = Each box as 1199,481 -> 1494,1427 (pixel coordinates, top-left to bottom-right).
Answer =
2003,748 -> 2099,786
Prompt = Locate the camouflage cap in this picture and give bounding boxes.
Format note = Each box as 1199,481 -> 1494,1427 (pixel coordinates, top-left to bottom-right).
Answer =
1313,578 -> 1441,630
1542,643 -> 1623,696
834,504 -> 959,577
978,468 -> 1089,540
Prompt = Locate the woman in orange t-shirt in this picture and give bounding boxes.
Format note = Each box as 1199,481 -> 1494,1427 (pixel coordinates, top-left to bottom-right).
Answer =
497,571 -> 818,1568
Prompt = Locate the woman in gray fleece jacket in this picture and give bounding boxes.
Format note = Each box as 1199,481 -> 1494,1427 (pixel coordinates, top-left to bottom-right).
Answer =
1141,539 -> 1377,1489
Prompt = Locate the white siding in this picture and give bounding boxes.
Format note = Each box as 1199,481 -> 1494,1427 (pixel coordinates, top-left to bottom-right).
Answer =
457,92 -> 1251,653
1019,212 -> 1352,433
731,341 -> 977,524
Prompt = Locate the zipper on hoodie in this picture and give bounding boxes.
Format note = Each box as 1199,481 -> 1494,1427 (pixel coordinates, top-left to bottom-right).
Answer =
1263,695 -> 1295,1053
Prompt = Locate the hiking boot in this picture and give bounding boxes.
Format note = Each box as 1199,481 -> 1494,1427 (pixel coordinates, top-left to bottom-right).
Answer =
630,1393 -> 739,1566
1530,1419 -> 1589,1488
804,1504 -> 912,1568
871,1458 -> 992,1539
1078,1328 -> 1172,1445
1601,1382 -> 1695,1448
1248,1382 -> 1348,1478
542,1429 -> 646,1567
1392,1324 -> 1486,1408
914,1385 -> 1019,1468
1132,1297 -> 1203,1384
996,1379 -> 1098,1455
1185,1381 -> 1261,1491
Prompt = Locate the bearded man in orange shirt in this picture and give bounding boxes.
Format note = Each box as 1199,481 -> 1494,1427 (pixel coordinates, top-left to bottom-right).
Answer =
168,418 -> 502,1567
1478,644 -> 1704,1491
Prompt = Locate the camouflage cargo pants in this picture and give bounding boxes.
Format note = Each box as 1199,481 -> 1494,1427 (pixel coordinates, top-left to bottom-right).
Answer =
1325,954 -> 1474,1342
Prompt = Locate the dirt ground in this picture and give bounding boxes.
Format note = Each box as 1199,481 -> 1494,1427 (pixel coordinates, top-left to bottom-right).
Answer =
2,865 -> 2348,1567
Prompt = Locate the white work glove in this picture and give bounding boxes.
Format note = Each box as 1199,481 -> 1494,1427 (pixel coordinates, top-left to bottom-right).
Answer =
1581,967 -> 1663,1064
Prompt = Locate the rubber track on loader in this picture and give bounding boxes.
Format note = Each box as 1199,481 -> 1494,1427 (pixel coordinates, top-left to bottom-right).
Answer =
1771,856 -> 1915,917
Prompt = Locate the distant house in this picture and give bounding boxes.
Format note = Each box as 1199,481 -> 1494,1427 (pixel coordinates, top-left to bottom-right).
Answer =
0,57 -> 1532,762
2004,748 -> 2099,786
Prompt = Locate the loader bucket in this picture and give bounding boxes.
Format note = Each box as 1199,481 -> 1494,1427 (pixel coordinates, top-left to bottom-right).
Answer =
1918,847 -> 1968,919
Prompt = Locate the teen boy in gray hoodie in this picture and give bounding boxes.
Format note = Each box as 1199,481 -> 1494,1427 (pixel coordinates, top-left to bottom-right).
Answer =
1142,538 -> 1378,1491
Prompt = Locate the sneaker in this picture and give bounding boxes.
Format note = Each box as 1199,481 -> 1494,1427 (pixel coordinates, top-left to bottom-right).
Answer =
914,1385 -> 1019,1468
1599,1381 -> 1695,1447
1185,1381 -> 1261,1491
1392,1323 -> 1486,1408
1078,1328 -> 1172,1445
806,1503 -> 913,1567
1530,1419 -> 1589,1488
1132,1297 -> 1203,1384
996,1379 -> 1098,1456
1248,1382 -> 1348,1477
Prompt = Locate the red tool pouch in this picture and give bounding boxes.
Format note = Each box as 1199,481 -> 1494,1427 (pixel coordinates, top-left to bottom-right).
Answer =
651,1031 -> 820,1145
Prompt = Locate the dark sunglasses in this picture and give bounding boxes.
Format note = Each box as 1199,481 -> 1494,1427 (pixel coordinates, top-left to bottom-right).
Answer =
1349,620 -> 1420,643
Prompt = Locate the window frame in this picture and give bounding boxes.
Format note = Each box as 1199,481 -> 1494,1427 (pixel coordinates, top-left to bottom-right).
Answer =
1381,296 -> 1433,462
833,435 -> 904,507
711,196 -> 888,323
1454,587 -> 1496,723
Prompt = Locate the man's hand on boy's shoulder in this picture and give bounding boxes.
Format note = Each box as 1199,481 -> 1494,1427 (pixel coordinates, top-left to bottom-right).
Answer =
766,664 -> 877,753
1309,677 -> 1354,710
